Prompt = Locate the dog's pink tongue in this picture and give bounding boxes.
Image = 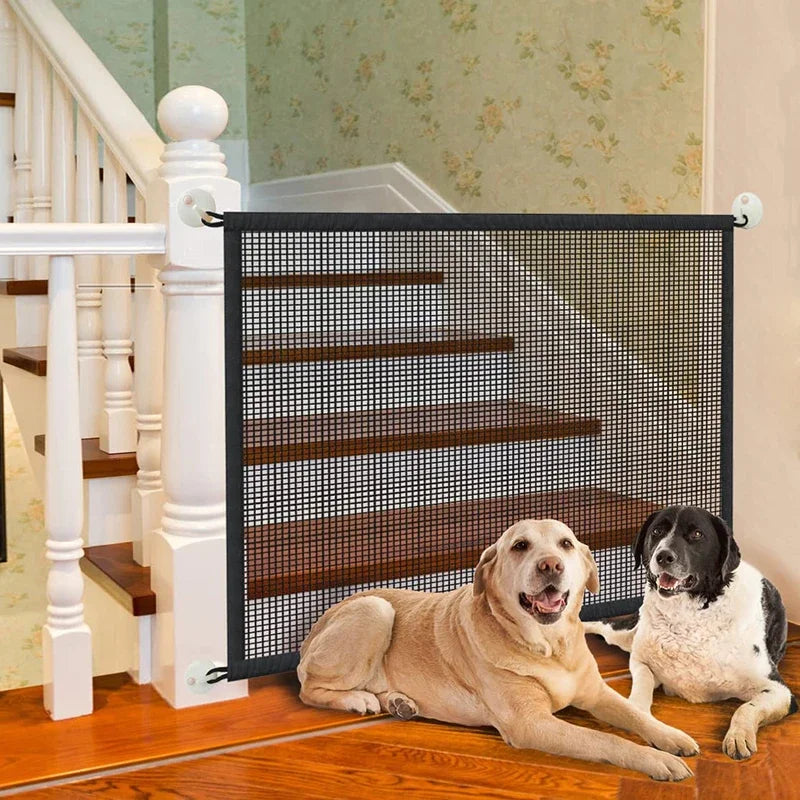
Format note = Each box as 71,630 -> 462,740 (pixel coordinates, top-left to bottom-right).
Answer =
658,573 -> 679,589
535,589 -> 564,612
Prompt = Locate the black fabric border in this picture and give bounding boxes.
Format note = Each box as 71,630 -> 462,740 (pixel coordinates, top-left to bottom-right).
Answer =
224,212 -> 734,234
224,227 -> 246,675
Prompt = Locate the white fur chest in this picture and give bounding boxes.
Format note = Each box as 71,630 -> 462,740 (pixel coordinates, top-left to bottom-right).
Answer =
633,563 -> 769,703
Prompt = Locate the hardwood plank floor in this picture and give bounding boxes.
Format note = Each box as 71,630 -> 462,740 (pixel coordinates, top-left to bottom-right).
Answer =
0,671 -> 368,792
21,643 -> 800,799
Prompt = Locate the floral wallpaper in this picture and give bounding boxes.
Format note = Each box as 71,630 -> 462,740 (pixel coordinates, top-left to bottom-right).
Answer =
0,386 -> 46,691
54,0 -> 157,125
54,0 -> 247,139
245,0 -> 705,213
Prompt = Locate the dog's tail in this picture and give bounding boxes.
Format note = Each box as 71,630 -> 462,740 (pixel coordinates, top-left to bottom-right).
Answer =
582,611 -> 639,653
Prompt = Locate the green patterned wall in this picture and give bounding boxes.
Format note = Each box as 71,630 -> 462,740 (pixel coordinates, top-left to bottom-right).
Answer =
54,0 -> 247,140
245,0 -> 704,212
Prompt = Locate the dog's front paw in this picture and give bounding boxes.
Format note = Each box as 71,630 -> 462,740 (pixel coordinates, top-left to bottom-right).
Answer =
723,723 -> 757,760
639,750 -> 694,782
346,691 -> 381,715
646,723 -> 700,758
386,691 -> 418,720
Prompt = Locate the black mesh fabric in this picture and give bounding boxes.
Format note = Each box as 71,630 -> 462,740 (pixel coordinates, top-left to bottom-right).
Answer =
223,213 -> 733,680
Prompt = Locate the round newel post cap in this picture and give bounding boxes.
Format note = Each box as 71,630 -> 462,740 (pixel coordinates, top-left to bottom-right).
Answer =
158,85 -> 228,142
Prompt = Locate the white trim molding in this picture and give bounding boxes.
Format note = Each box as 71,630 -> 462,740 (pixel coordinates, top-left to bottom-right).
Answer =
248,162 -> 456,213
0,223 -> 166,254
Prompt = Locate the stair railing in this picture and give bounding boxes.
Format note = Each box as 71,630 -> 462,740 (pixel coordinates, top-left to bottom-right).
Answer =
0,0 -> 246,717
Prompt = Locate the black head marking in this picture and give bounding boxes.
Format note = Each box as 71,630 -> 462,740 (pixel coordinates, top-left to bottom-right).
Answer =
632,511 -> 660,570
753,645 -> 761,655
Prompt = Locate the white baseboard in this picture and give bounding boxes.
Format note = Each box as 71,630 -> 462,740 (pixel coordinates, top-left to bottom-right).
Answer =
247,162 -> 455,213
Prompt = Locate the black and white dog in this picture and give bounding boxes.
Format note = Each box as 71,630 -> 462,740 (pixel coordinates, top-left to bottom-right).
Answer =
585,506 -> 797,759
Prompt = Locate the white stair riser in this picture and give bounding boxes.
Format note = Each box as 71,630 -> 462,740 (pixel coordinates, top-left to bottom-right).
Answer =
243,544 -> 636,653
244,436 -> 596,524
83,475 -> 134,546
0,295 -> 48,349
244,351 -> 510,418
248,284 -> 444,333
83,577 -> 151,683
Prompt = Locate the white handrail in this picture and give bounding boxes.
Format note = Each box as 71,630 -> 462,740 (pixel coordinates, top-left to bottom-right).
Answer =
8,0 -> 163,193
0,223 -> 166,254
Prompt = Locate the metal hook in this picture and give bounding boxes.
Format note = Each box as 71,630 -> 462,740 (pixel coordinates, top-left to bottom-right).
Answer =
732,213 -> 749,228
201,211 -> 224,228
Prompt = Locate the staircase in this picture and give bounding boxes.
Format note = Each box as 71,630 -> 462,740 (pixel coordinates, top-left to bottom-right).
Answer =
1,0 -> 249,718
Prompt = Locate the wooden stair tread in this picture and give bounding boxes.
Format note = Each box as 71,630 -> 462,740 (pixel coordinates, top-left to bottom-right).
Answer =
4,347 -> 134,377
0,279 -> 48,296
34,435 -> 137,479
0,276 -> 136,297
244,400 -> 601,465
80,542 -> 155,616
2,346 -> 48,376
245,486 -> 653,597
243,328 -> 514,364
244,271 -> 443,288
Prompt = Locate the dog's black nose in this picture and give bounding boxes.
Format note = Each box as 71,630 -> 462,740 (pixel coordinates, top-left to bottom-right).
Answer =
537,556 -> 564,575
656,550 -> 676,566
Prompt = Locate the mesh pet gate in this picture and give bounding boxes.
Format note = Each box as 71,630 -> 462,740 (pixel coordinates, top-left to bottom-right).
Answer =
223,212 -> 733,680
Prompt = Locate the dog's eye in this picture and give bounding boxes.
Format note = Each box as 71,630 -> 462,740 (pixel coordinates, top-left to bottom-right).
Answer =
689,529 -> 704,541
512,540 -> 529,552
560,538 -> 574,550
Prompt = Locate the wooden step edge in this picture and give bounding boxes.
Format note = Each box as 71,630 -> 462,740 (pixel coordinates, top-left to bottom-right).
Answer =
2,347 -> 47,376
247,521 -> 621,598
0,92 -> 14,108
245,418 -> 601,466
244,336 -> 515,365
0,279 -> 48,296
80,542 -> 156,616
34,435 -> 138,479
3,348 -> 134,377
243,272 -> 445,289
0,273 -> 135,296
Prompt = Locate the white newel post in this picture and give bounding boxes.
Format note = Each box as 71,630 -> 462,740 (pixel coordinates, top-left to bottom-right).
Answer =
12,22 -> 30,278
75,111 -> 103,438
0,2 -> 14,279
148,86 -> 247,707
132,191 -> 164,567
43,253 -> 93,720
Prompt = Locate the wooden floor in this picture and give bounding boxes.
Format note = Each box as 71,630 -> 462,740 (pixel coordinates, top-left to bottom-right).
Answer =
4,631 -> 800,799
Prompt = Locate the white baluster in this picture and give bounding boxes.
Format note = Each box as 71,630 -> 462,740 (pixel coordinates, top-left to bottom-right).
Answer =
75,111 -> 103,438
13,23 -> 31,279
42,254 -> 93,720
29,43 -> 51,280
0,2 -> 14,280
148,86 -> 247,708
132,191 -> 164,568
51,73 -> 74,223
99,149 -> 135,453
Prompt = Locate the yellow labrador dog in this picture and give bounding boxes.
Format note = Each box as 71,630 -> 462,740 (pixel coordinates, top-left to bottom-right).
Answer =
298,519 -> 698,781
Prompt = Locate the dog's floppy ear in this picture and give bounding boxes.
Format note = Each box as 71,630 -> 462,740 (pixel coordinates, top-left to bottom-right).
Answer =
473,543 -> 498,597
710,514 -> 741,579
633,512 -> 659,569
580,542 -> 600,594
